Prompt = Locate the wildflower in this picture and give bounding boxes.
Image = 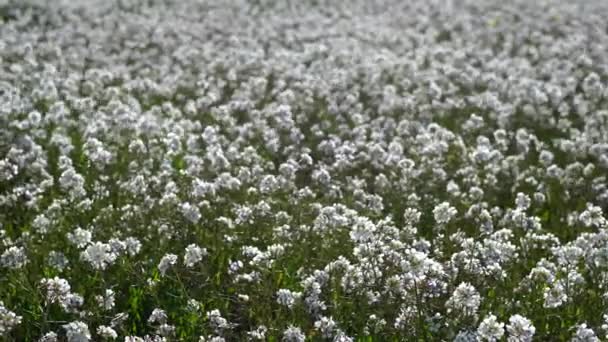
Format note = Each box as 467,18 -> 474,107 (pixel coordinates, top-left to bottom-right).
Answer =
63,321 -> 91,342
60,293 -> 84,313
0,301 -> 22,335
181,202 -> 202,224
333,331 -> 354,342
158,254 -> 178,276
579,204 -> 606,228
81,242 -> 117,270
433,202 -> 458,224
477,314 -> 504,341
95,289 -> 116,311
247,325 -> 268,340
314,316 -> 337,338
282,325 -> 305,342
39,332 -> 59,342
187,299 -> 201,312
207,309 -> 230,333
276,289 -> 302,309
97,325 -> 118,340
157,323 -> 176,337
543,282 -> 567,308
67,228 -> 92,248
446,282 -> 481,317
0,246 -> 27,269
454,330 -> 478,342
47,251 -> 69,272
40,277 -> 71,304
124,337 -> 144,342
124,237 -> 142,256
571,323 -> 599,341
148,309 -> 168,324
506,315 -> 535,342
184,244 -> 207,267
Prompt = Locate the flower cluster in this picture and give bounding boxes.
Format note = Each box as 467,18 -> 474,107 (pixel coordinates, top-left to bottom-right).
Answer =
1,0 -> 608,340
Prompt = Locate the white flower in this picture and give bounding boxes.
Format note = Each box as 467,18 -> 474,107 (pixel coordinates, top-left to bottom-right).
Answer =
579,204 -> 606,228
47,251 -> 69,271
39,332 -> 58,342
446,282 -> 481,317
40,277 -> 71,304
454,330 -> 478,342
157,323 -> 176,337
184,244 -> 207,267
0,301 -> 22,335
515,193 -> 531,210
247,325 -> 268,340
187,299 -> 201,312
125,237 -> 142,256
63,321 -> 91,342
543,282 -> 567,308
96,325 -> 118,340
506,315 -> 535,342
207,309 -> 230,333
571,323 -> 599,342
60,293 -> 84,313
477,314 -> 504,341
282,325 -> 305,342
95,289 -> 116,311
108,238 -> 126,255
314,316 -> 337,338
124,337 -> 144,342
80,242 -> 117,270
433,202 -> 458,224
67,228 -> 92,248
181,202 -> 202,224
148,308 -> 168,324
276,289 -> 302,309
158,254 -> 178,276
333,331 -> 354,342
0,246 -> 27,269
349,217 -> 376,243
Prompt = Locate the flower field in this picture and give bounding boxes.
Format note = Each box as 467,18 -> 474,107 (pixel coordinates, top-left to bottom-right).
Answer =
1,0 -> 608,340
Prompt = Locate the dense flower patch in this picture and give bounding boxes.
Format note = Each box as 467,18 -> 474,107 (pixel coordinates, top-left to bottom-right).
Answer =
1,0 -> 608,340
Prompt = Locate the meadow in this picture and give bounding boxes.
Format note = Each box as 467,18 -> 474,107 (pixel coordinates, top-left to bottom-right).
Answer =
1,0 -> 608,340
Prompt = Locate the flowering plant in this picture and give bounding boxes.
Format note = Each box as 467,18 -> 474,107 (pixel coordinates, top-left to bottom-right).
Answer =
1,0 -> 608,340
